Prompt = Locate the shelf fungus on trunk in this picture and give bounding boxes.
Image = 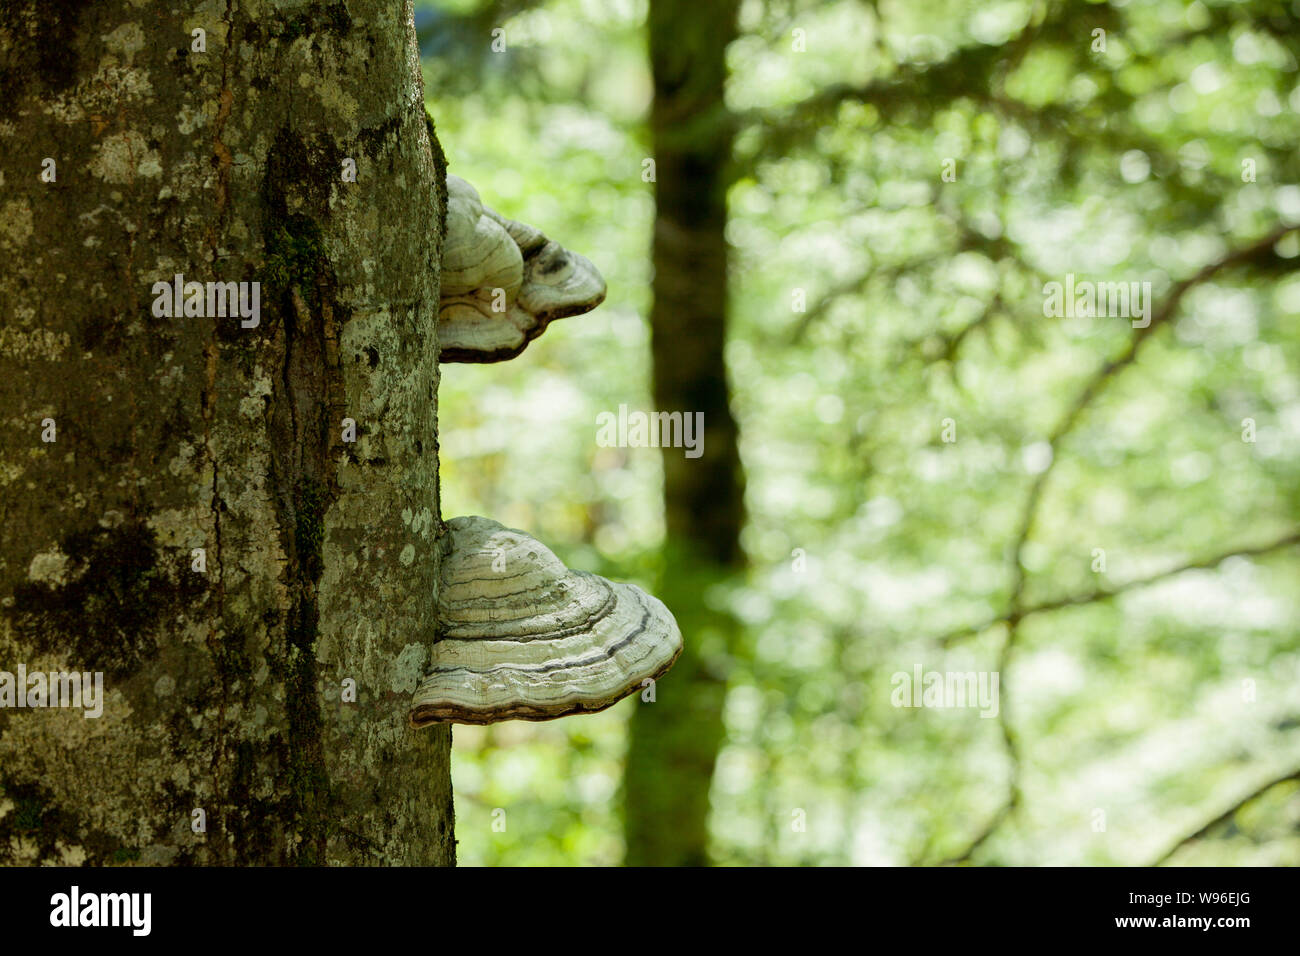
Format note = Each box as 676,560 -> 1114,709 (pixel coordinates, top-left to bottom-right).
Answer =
437,174 -> 607,363
410,516 -> 682,727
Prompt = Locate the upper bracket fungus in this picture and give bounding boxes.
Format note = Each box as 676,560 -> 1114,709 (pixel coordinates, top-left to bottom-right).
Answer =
410,516 -> 682,726
438,174 -> 607,363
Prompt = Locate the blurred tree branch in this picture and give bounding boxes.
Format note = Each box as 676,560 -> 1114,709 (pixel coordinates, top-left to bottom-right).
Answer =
1042,224 -> 1300,458
938,697 -> 1022,865
736,1 -> 1117,161
789,206 -> 1042,346
937,529 -> 1300,647
937,224 -> 1298,863
936,292 -> 1003,364
1007,223 -> 1298,625
1151,768 -> 1300,866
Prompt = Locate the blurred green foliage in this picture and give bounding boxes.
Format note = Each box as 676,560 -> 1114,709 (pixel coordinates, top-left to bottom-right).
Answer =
421,0 -> 1300,865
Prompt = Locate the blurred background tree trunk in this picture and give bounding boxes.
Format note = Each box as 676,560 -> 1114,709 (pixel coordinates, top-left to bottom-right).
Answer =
623,0 -> 744,866
0,0 -> 454,865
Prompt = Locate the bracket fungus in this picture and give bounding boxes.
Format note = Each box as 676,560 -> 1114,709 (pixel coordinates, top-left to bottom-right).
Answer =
438,174 -> 607,363
410,516 -> 682,726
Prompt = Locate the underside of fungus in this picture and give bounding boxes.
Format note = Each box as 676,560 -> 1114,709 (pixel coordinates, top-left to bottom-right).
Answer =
438,174 -> 607,363
410,516 -> 682,726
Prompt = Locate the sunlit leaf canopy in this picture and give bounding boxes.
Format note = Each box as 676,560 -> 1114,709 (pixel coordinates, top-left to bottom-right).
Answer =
419,0 -> 1300,865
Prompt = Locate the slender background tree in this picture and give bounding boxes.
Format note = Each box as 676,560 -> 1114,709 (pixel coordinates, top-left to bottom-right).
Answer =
622,0 -> 745,867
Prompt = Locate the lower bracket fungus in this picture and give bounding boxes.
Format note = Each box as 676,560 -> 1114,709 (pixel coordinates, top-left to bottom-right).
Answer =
410,516 -> 682,726
438,174 -> 607,363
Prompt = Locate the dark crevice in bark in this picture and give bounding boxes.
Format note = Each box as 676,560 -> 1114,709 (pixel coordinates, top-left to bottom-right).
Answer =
198,332 -> 231,856
258,126 -> 350,864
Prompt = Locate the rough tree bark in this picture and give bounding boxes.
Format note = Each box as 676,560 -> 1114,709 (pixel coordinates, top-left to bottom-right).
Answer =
623,0 -> 743,866
0,1 -> 454,865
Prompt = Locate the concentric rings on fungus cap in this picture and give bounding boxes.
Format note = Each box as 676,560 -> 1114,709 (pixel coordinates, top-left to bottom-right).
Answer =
437,175 -> 606,364
409,516 -> 682,726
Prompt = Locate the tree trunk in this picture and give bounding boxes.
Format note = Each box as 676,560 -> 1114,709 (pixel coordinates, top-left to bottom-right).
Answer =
623,0 -> 743,867
0,1 -> 453,865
